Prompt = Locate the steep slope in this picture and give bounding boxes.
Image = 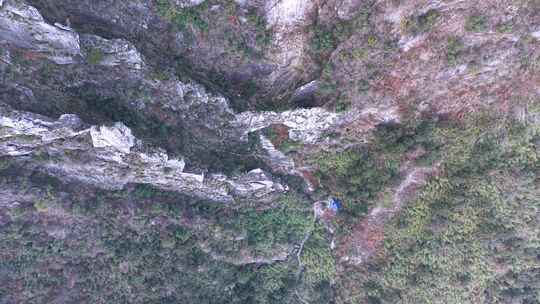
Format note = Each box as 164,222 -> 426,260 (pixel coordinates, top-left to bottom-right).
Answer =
0,0 -> 539,303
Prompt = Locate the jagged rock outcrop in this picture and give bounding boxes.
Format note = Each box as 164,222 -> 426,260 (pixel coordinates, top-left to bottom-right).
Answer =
259,134 -> 296,173
234,107 -> 341,144
23,0 -> 334,108
262,0 -> 317,96
173,0 -> 206,8
0,0 -> 433,205
0,0 -> 244,172
1,0 -> 373,193
81,34 -> 145,69
0,0 -> 80,64
0,104 -> 286,203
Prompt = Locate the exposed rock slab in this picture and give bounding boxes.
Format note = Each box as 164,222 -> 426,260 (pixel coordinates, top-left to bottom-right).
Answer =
0,0 -> 80,64
0,104 -> 286,203
234,107 -> 341,144
81,34 -> 145,69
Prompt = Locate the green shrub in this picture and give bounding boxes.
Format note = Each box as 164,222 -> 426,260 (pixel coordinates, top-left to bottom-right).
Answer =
301,226 -> 336,285
301,247 -> 336,284
279,139 -> 304,154
465,14 -> 488,32
335,99 -> 351,112
156,0 -> 209,32
87,48 -> 104,65
218,194 -> 313,255
133,184 -> 158,200
446,36 -> 464,65
417,9 -> 440,30
259,263 -> 290,292
33,199 -> 48,212
311,26 -> 337,55
247,8 -> 272,47
404,9 -> 440,34
244,205 -> 311,253
496,21 -> 513,33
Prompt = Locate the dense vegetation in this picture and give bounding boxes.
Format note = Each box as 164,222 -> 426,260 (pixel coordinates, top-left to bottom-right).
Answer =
336,110 -> 540,303
313,118 -> 439,220
0,169 -> 335,303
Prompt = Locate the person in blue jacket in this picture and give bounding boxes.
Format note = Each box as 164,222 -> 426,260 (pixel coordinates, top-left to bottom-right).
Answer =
328,197 -> 342,212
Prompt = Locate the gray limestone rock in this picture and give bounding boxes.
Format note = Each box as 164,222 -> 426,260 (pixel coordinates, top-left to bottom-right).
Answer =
0,104 -> 286,203
81,34 -> 145,69
0,0 -> 80,64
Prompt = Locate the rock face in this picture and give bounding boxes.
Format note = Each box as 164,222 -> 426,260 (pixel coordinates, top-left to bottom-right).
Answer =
81,34 -> 145,69
0,0 -> 356,180
0,103 -> 286,203
0,0 -> 80,64
0,0 -> 243,172
22,0 -> 332,108
234,107 -> 341,144
263,0 -> 316,94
